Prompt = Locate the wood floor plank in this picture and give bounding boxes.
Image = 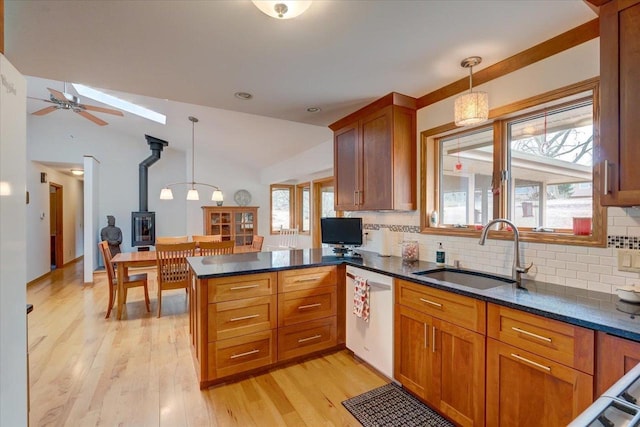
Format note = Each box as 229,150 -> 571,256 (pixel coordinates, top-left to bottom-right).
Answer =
27,259 -> 389,426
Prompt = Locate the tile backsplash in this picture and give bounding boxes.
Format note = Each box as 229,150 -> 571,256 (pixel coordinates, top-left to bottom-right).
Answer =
354,207 -> 640,294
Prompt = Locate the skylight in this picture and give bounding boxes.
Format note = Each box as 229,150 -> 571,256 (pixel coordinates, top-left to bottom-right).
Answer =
72,83 -> 166,125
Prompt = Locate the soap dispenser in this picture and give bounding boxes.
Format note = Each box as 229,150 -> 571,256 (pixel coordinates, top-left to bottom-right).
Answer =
436,242 -> 445,267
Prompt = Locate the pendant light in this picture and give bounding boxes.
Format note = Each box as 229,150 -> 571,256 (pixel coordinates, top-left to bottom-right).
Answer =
454,56 -> 489,127
159,116 -> 223,203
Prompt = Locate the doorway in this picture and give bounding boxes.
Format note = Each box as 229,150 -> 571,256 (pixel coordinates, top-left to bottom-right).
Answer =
49,183 -> 64,269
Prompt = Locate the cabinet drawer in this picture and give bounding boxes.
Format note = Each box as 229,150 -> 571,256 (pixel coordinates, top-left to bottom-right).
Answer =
278,286 -> 337,327
207,272 -> 276,303
487,303 -> 594,374
208,329 -> 277,380
278,266 -> 337,293
208,295 -> 277,342
278,317 -> 337,361
396,279 -> 486,334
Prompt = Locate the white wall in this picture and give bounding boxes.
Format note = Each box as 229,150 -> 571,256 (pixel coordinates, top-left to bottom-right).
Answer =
26,162 -> 84,281
0,53 -> 28,427
259,139 -> 334,249
352,39 -> 640,294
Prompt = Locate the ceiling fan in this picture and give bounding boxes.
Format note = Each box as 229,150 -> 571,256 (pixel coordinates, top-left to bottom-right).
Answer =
29,83 -> 124,126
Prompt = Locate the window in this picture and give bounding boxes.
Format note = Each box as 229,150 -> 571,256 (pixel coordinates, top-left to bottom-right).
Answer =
270,184 -> 294,233
421,78 -> 606,246
311,177 -> 337,247
296,183 -> 310,234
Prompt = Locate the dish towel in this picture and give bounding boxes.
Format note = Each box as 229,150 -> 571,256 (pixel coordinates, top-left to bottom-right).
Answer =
352,276 -> 370,322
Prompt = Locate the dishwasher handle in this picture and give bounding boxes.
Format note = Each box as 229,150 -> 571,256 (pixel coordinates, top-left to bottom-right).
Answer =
346,272 -> 392,290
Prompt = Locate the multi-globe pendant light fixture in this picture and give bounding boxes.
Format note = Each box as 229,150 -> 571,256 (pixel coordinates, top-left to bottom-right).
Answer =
159,116 -> 223,204
252,1 -> 312,19
454,56 -> 489,127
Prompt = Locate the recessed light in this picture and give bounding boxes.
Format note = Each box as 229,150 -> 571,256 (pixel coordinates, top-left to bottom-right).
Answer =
306,107 -> 321,113
234,92 -> 253,100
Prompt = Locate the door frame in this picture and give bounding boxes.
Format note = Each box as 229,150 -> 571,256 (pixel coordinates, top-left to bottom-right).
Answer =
311,177 -> 340,247
49,182 -> 64,268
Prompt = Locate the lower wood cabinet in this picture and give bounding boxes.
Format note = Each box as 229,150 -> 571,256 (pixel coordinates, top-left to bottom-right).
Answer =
208,329 -> 277,379
486,338 -> 593,426
278,316 -> 337,361
596,331 -> 640,395
486,303 -> 594,426
394,280 -> 485,427
191,265 -> 343,388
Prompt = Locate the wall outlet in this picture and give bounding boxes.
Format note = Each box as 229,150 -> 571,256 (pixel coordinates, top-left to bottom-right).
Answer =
617,249 -> 640,272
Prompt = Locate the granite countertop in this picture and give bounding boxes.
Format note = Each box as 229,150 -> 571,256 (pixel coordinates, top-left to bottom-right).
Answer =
188,248 -> 640,342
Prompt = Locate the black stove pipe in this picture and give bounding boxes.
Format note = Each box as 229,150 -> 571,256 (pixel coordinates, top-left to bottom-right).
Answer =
139,135 -> 168,212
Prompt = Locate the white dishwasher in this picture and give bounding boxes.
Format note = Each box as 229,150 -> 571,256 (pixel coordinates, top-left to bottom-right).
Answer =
346,266 -> 394,379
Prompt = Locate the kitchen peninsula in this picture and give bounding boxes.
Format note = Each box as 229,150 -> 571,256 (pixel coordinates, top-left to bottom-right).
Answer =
188,248 -> 640,424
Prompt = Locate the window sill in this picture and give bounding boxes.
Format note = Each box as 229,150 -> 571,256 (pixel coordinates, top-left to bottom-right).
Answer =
420,226 -> 606,247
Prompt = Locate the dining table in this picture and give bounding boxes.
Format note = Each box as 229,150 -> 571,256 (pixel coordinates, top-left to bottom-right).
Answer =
110,245 -> 261,319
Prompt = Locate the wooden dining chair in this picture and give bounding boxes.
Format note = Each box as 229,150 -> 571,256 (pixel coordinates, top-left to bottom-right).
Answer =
156,236 -> 189,244
251,235 -> 264,251
99,240 -> 150,318
155,242 -> 196,317
191,234 -> 222,247
199,240 -> 235,256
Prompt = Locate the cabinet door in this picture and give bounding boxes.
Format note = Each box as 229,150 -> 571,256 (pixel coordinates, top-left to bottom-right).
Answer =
360,107 -> 392,210
394,304 -> 435,403
596,332 -> 640,395
334,123 -> 360,210
433,319 -> 485,427
600,0 -> 640,206
486,338 -> 593,427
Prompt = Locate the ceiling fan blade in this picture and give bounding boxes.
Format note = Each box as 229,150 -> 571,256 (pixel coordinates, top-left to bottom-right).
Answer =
47,88 -> 68,102
32,106 -> 59,116
28,96 -> 55,104
81,104 -> 124,116
76,110 -> 108,126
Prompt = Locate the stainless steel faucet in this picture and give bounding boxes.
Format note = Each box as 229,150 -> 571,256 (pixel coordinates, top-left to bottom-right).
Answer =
478,218 -> 533,284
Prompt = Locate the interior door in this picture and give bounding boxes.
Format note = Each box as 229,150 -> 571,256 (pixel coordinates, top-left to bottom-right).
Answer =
49,183 -> 63,269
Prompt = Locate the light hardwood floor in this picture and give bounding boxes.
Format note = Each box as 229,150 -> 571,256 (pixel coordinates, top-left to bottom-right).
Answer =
27,259 -> 388,426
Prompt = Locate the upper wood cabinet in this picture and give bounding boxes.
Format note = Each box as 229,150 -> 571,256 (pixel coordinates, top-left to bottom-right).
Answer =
330,93 -> 417,211
202,206 -> 258,247
599,0 -> 640,206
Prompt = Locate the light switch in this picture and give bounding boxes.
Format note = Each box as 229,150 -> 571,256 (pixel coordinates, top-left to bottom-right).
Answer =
618,249 -> 640,272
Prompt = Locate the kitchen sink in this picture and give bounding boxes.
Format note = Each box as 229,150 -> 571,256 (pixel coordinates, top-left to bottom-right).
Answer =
412,268 -> 515,290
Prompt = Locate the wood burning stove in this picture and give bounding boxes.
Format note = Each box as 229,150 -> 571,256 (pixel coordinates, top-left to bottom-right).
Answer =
131,211 -> 155,247
132,135 -> 168,249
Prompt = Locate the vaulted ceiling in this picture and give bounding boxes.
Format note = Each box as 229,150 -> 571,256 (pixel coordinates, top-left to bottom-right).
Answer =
4,1 -> 596,168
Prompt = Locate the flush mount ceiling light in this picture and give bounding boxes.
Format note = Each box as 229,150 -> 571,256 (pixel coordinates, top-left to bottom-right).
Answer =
159,116 -> 223,203
234,92 -> 253,100
454,56 -> 489,127
306,107 -> 321,113
252,1 -> 312,19
70,169 -> 84,176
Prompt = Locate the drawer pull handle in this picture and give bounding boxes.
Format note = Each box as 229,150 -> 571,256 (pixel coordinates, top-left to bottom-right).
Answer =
511,327 -> 552,343
298,334 -> 322,343
294,277 -> 321,283
510,353 -> 551,372
230,349 -> 260,359
298,303 -> 322,310
229,314 -> 260,322
230,284 -> 259,291
419,298 -> 442,308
